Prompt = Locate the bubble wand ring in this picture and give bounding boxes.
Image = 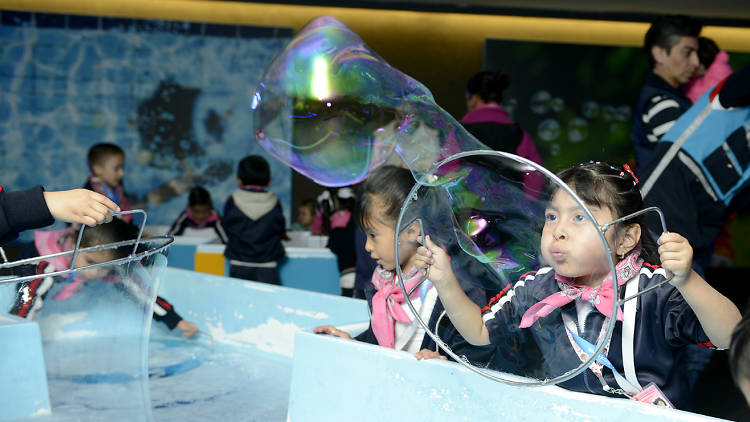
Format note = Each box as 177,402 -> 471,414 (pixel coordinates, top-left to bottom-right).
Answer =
0,210 -> 174,285
395,149 -> 618,387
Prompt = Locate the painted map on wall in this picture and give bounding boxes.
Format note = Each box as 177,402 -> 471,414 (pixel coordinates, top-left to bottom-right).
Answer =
0,11 -> 293,232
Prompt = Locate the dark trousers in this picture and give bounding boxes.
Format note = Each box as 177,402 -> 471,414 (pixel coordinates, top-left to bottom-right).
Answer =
229,264 -> 280,285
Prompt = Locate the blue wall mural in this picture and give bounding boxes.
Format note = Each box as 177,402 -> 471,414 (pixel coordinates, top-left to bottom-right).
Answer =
0,10 -> 293,234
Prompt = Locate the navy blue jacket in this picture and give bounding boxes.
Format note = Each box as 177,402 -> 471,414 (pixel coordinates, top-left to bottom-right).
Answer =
0,185 -> 54,245
633,72 -> 693,174
223,187 -> 285,264
482,265 -> 712,410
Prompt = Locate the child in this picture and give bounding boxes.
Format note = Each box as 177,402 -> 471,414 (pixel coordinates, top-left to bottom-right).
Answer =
290,198 -> 316,231
9,218 -> 198,337
325,187 -> 357,296
168,186 -> 228,243
729,307 -> 750,405
223,155 -> 286,285
85,143 -> 135,224
461,71 -> 544,196
310,189 -> 334,235
1,185 -> 119,245
415,161 -> 741,409
84,143 -> 196,225
684,37 -> 733,103
314,165 -> 494,362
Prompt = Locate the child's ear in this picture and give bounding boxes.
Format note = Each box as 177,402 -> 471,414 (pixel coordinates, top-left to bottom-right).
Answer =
91,164 -> 102,177
404,220 -> 421,243
616,223 -> 641,257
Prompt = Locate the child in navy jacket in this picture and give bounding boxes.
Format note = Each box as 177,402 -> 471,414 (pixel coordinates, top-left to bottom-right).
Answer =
223,155 -> 286,285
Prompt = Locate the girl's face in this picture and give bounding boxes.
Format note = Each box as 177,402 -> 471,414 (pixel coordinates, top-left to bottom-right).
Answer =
541,189 -> 618,286
74,249 -> 115,281
297,205 -> 315,227
363,200 -> 418,272
189,204 -> 212,224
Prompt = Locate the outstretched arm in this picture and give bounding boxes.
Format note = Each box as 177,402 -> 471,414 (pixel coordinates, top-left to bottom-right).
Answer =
44,189 -> 119,227
415,235 -> 490,345
659,232 -> 741,348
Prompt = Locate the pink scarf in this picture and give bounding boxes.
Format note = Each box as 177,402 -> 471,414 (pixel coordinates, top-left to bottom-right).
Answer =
185,208 -> 219,228
329,210 -> 351,230
519,248 -> 643,328
33,229 -> 84,300
370,266 -> 425,348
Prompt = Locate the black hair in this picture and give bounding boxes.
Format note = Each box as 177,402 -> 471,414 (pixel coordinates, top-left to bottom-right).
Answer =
188,186 -> 213,207
79,218 -> 140,260
88,143 -> 124,171
554,161 -> 660,264
335,187 -> 357,213
237,155 -> 270,186
730,305 -> 750,388
298,198 -> 316,211
644,15 -> 702,68
318,188 -> 335,236
697,36 -> 720,69
357,165 -> 415,231
466,71 -> 510,104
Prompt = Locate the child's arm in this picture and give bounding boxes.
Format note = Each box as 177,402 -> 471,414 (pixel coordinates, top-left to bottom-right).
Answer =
176,319 -> 198,337
415,348 -> 447,360
415,235 -> 490,346
313,325 -> 352,339
658,232 -> 741,349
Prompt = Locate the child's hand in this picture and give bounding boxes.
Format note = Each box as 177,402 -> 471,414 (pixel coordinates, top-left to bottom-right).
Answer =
657,232 -> 694,286
415,235 -> 456,287
43,189 -> 120,226
176,319 -> 199,337
313,325 -> 352,339
415,348 -> 447,360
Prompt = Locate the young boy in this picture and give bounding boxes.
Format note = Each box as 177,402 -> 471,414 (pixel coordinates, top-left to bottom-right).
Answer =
223,155 -> 286,285
84,143 -> 195,225
84,143 -> 136,224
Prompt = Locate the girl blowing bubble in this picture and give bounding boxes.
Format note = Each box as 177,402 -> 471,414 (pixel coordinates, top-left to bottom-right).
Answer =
415,161 -> 740,409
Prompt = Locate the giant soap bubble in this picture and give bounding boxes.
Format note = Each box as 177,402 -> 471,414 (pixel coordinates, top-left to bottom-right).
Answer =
250,16 -> 673,390
251,16 -> 486,186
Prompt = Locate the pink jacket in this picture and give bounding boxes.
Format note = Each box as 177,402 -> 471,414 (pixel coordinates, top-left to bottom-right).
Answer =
461,105 -> 544,194
684,51 -> 733,103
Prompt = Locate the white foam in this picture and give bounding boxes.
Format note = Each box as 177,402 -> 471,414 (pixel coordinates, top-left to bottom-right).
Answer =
277,305 -> 328,319
206,318 -> 301,357
242,283 -> 277,293
38,311 -> 97,339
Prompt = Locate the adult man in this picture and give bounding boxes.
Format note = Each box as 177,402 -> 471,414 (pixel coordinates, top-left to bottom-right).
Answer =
633,15 -> 702,175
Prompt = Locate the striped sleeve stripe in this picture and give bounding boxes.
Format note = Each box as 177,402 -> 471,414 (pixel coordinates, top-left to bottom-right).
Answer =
643,96 -> 680,124
642,98 -> 684,143
481,283 -> 513,312
639,262 -> 668,278
651,120 -> 676,137
643,97 -> 680,124
481,267 -> 553,323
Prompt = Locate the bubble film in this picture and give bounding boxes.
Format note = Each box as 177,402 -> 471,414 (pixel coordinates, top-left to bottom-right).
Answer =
397,151 -> 617,386
0,235 -> 172,420
252,16 -> 485,186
